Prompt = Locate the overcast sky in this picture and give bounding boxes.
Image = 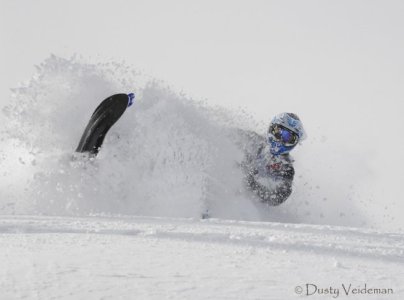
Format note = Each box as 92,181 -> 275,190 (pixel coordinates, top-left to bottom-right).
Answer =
1,0 -> 403,115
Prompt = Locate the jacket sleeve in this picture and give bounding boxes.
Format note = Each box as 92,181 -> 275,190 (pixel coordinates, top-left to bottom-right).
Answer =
246,163 -> 294,206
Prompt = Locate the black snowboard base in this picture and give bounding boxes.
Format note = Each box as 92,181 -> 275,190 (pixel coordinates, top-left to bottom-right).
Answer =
76,93 -> 133,156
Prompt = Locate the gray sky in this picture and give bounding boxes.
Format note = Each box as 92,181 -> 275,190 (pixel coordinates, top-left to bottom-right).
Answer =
2,0 -> 403,115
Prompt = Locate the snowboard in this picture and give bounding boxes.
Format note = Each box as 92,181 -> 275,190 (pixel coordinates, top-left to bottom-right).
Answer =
76,93 -> 134,156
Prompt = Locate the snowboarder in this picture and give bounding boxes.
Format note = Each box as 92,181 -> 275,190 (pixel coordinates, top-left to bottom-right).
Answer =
242,112 -> 306,205
76,94 -> 306,207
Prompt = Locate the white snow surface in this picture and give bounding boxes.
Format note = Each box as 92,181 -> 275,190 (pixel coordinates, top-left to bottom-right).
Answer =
1,215 -> 403,300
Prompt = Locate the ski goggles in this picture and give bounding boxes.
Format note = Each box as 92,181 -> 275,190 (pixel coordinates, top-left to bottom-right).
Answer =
269,124 -> 299,147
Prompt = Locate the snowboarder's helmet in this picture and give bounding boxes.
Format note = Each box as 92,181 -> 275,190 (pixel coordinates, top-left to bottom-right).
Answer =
267,112 -> 306,155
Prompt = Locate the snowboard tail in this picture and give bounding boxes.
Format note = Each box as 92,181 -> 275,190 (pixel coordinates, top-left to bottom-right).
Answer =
76,93 -> 133,156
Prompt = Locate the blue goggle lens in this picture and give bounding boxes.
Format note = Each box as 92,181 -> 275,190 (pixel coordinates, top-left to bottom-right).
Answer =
270,125 -> 298,146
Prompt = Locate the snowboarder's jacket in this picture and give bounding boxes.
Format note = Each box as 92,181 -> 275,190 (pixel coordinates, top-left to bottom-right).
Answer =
242,131 -> 294,206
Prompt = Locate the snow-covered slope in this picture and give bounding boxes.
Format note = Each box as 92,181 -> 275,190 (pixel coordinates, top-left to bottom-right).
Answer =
1,215 -> 403,299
